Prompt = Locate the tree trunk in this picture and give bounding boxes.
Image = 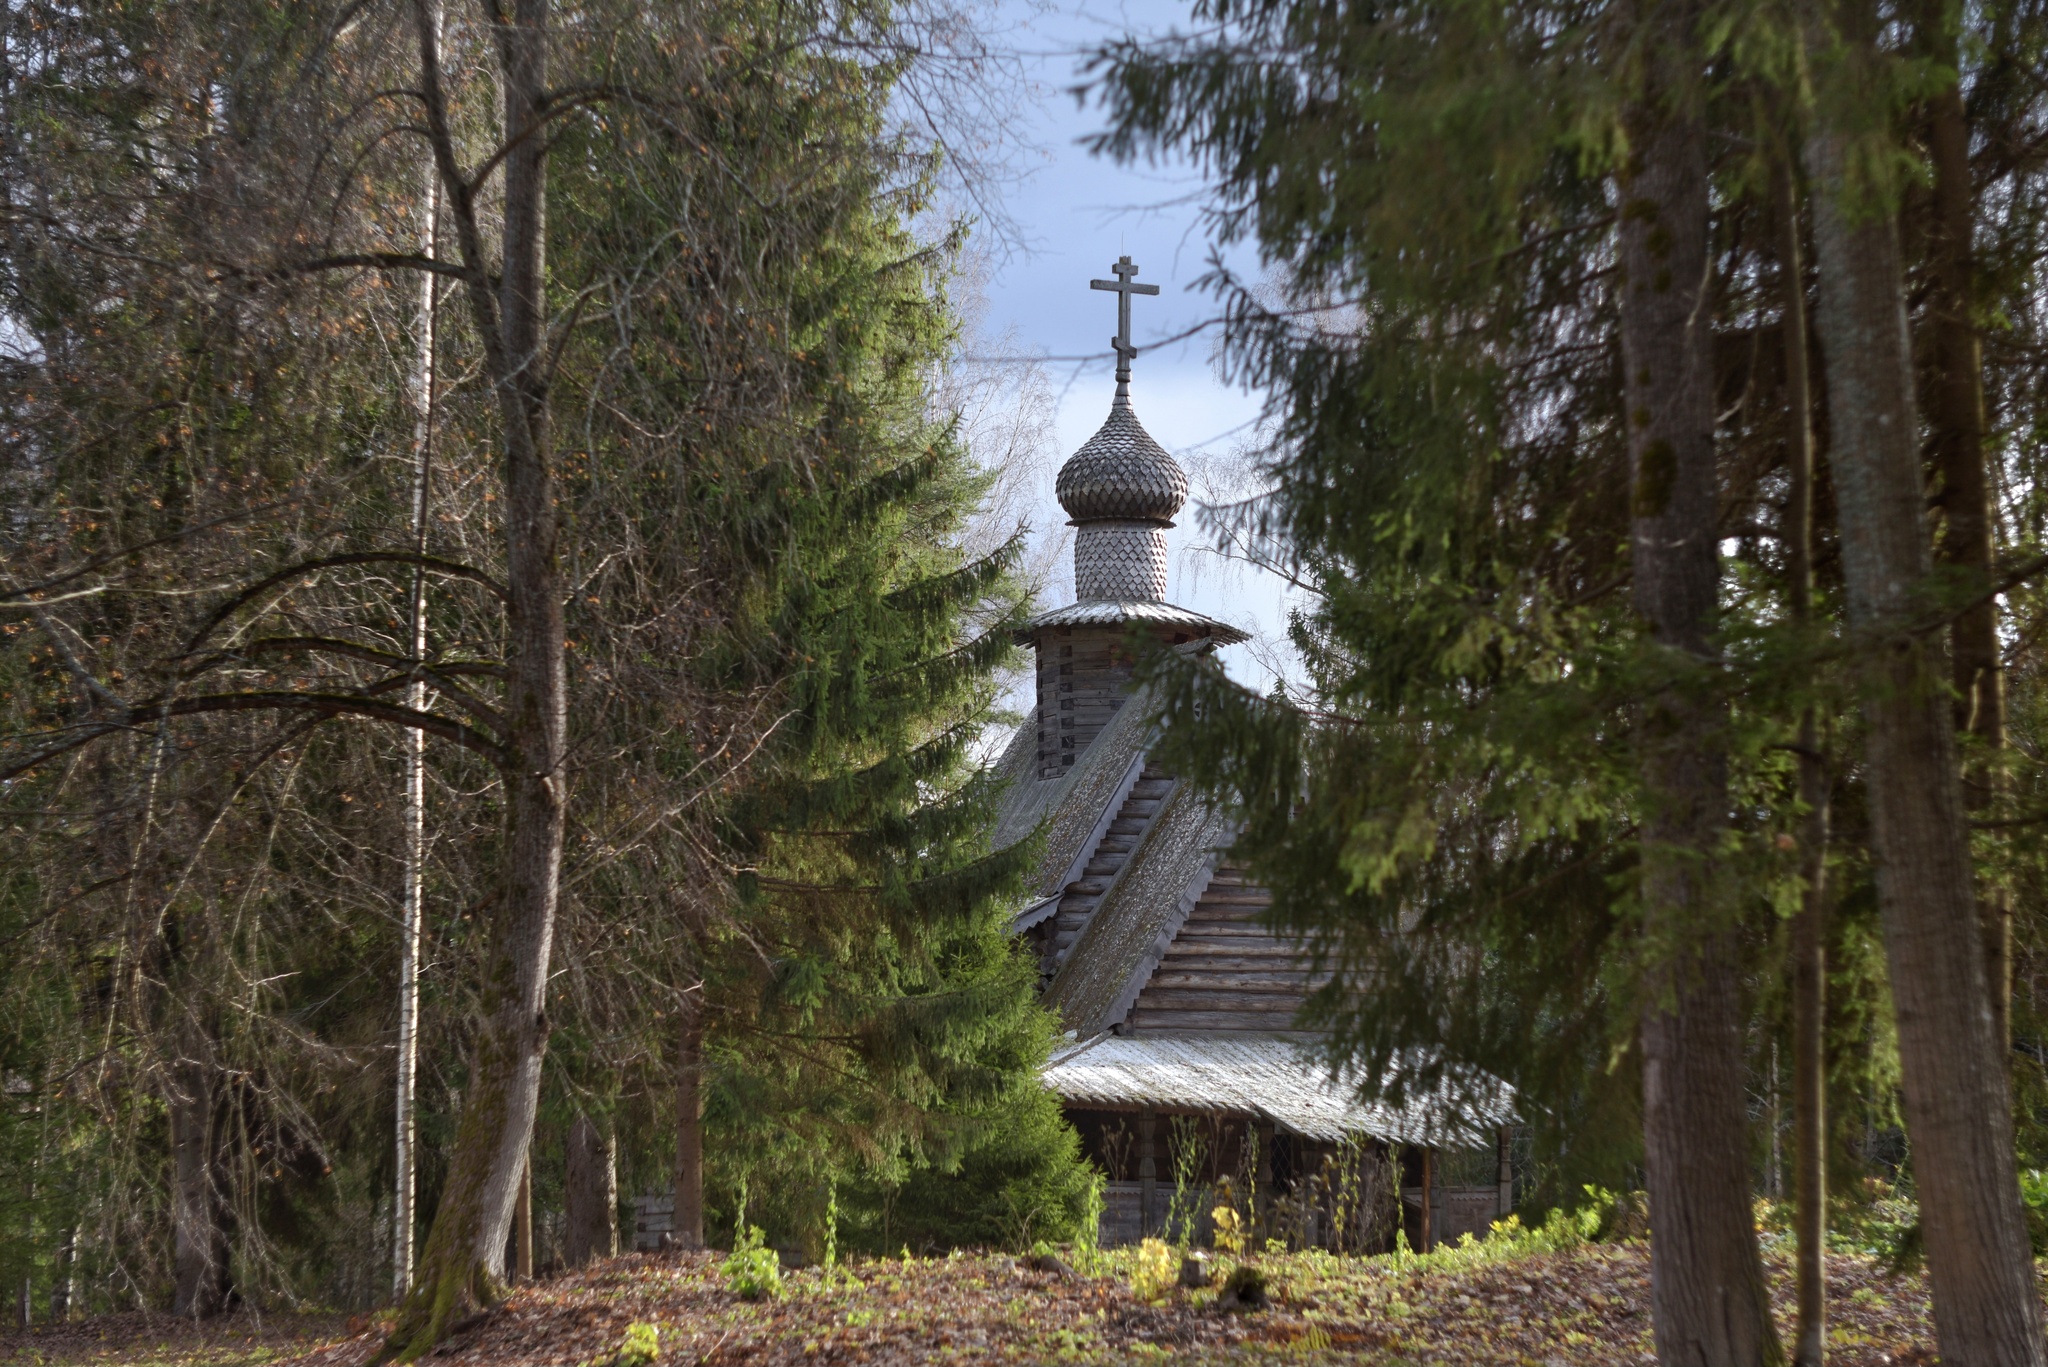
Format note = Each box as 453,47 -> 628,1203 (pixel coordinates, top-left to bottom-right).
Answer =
1775,151 -> 1831,1367
387,0 -> 564,1354
1914,0 -> 2010,1053
1617,10 -> 1781,1362
1803,16 -> 2047,1358
564,1113 -> 617,1267
169,1060 -> 231,1318
514,1156 -> 533,1280
673,993 -> 706,1251
51,1225 -> 75,1323
393,0 -> 441,1305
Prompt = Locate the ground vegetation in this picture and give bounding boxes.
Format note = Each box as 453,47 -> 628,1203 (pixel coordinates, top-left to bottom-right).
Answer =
0,1225 -> 1948,1366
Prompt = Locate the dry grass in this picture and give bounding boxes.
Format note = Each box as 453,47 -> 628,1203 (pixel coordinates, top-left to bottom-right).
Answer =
0,1241 -> 1939,1366
0,1310 -> 352,1367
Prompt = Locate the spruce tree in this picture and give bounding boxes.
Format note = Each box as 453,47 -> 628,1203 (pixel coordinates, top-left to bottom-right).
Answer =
1802,0 -> 2045,1355
1087,0 -> 1655,1196
1617,0 -> 1778,1352
498,0 -> 1093,1261
1095,0 -> 2048,1359
1086,10 -> 1846,1361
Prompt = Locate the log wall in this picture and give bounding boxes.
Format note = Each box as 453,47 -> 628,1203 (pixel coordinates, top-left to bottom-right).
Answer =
1122,866 -> 1326,1033
1034,627 -> 1138,780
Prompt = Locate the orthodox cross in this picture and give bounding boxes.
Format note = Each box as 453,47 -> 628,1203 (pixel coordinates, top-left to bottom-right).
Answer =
1091,255 -> 1160,394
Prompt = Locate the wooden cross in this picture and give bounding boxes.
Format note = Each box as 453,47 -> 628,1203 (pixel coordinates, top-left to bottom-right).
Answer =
1091,255 -> 1161,389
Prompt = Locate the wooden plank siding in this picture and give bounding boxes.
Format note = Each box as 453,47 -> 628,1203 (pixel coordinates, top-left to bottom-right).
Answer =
1034,627 -> 1139,779
1122,866 -> 1325,1033
1041,767 -> 1174,976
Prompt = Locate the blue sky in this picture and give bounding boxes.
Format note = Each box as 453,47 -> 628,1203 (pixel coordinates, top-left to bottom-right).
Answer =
944,0 -> 1306,694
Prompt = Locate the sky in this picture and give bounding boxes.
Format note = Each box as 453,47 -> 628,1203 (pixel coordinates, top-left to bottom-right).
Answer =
939,0 -> 1307,696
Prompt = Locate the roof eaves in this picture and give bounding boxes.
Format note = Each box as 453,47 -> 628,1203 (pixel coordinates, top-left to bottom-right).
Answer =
1010,892 -> 1060,934
1041,1034 -> 1517,1147
1017,599 -> 1252,646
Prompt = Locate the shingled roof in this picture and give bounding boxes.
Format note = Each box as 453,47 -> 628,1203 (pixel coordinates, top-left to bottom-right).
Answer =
1054,397 -> 1190,526
1042,1034 -> 1514,1146
1040,780 -> 1233,1037
1017,599 -> 1249,644
990,681 -> 1157,904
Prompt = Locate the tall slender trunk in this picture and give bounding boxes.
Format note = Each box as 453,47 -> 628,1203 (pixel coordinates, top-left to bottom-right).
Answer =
389,0 -> 565,1353
21,1107 -> 39,1329
1618,8 -> 1780,1361
1774,153 -> 1831,1367
393,16 -> 441,1295
673,990 -> 706,1251
564,1113 -> 617,1266
1803,10 -> 2046,1358
1914,0 -> 2010,1051
51,1225 -> 75,1323
169,1057 -> 231,1318
514,1156 -> 533,1280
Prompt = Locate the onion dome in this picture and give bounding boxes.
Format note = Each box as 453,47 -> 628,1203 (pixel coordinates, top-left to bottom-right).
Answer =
1017,257 -> 1248,649
1054,397 -> 1188,527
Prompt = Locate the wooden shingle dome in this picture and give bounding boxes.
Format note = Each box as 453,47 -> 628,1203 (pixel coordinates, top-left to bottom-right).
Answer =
1055,397 -> 1189,528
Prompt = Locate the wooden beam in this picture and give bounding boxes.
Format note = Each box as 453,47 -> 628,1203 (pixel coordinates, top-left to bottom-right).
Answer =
1420,1148 -> 1434,1254
1497,1127 -> 1514,1218
1138,1107 -> 1158,1238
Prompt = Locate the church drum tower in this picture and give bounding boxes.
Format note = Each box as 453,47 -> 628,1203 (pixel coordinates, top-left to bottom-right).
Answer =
1024,256 -> 1244,780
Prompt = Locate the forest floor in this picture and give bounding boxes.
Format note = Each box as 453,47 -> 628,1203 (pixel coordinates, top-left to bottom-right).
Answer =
0,1240 -> 1938,1366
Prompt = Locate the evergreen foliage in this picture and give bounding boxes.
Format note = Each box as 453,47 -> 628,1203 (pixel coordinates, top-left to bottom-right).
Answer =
1083,0 -> 2029,1219
0,0 -> 1086,1318
526,0 -> 1092,1257
848,1081 -> 1098,1254
1090,0 -> 1665,1207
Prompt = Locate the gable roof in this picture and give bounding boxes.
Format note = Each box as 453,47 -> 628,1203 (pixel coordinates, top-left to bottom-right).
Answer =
988,670 -> 1518,1149
990,679 -> 1157,899
1041,780 -> 1234,1036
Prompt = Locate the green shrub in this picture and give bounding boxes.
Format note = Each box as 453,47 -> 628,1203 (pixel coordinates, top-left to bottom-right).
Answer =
721,1225 -> 783,1301
2021,1170 -> 2048,1258
615,1322 -> 660,1367
855,1082 -> 1096,1252
1073,1173 -> 1104,1271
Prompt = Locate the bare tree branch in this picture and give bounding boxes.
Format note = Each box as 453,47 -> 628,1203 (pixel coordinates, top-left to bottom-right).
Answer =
0,503 -> 294,603
198,636 -> 510,734
179,553 -> 509,657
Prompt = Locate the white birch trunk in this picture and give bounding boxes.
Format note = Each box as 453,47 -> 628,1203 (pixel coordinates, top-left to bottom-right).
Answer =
393,8 -> 441,1295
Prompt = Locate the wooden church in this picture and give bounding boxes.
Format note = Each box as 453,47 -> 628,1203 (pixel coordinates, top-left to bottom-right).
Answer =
988,259 -> 1514,1253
